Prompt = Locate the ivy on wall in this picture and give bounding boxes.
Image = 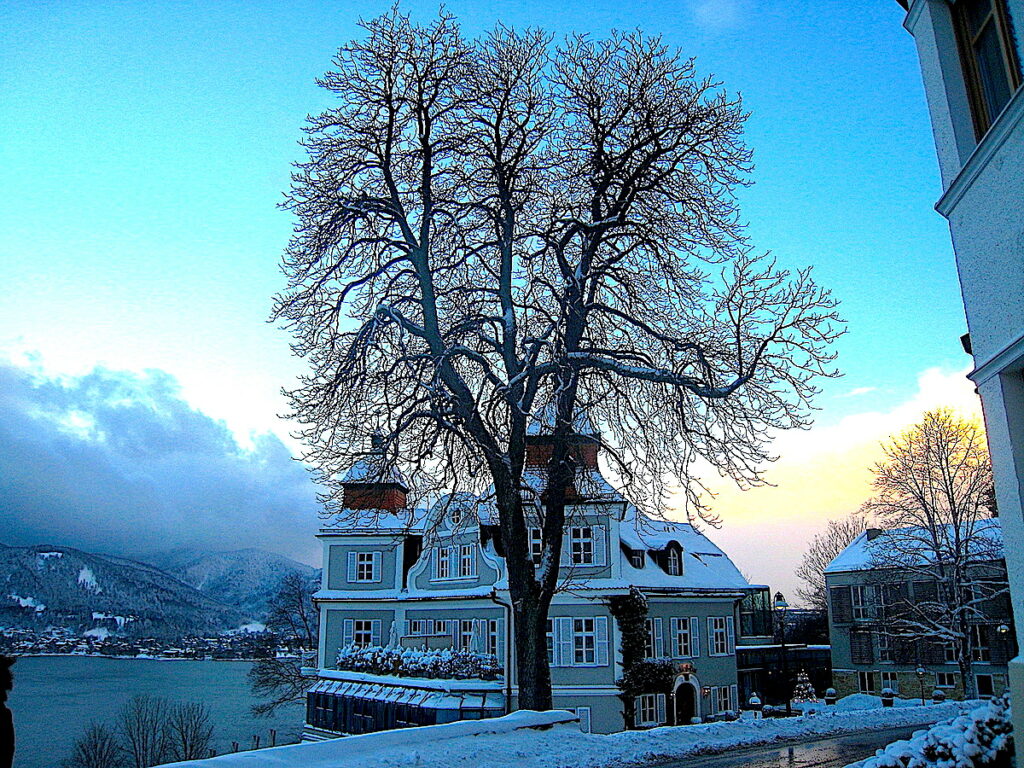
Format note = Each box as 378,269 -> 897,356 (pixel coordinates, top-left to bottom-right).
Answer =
609,587 -> 676,728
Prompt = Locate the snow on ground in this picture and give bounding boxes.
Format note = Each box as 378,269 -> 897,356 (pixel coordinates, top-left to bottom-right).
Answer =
84,627 -> 110,639
77,566 -> 101,593
226,622 -> 266,634
164,700 -> 970,768
36,551 -> 63,560
9,594 -> 45,612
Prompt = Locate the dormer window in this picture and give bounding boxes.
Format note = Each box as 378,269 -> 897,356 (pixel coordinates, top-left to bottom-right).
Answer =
570,526 -> 594,565
629,549 -> 645,569
954,0 -> 1022,137
666,546 -> 682,576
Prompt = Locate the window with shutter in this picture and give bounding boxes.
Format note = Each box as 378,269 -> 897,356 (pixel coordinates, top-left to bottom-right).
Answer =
850,630 -> 874,664
830,586 -> 853,623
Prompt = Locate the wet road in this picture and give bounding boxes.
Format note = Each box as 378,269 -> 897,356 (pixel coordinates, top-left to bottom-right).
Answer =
653,726 -> 921,768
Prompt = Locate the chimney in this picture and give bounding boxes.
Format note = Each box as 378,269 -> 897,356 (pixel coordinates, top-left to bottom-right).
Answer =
866,528 -> 882,541
341,435 -> 408,511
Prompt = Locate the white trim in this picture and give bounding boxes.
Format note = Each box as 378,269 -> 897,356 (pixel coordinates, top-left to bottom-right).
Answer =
936,87 -> 1024,216
968,330 -> 1024,385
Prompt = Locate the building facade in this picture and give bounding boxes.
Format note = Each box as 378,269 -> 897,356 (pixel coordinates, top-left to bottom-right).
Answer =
825,525 -> 1016,700
893,0 -> 1024,726
305,432 -> 772,737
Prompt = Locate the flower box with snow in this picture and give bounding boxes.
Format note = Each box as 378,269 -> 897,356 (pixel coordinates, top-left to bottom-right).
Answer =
336,645 -> 503,681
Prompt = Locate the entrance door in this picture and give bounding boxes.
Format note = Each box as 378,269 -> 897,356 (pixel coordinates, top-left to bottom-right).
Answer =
674,683 -> 696,725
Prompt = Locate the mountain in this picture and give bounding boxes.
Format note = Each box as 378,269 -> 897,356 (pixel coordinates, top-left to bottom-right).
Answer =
0,544 -> 247,637
157,548 -> 319,619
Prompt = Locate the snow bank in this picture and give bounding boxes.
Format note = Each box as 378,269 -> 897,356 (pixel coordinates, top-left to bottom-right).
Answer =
162,700 -> 967,768
9,594 -> 45,612
77,566 -> 101,593
845,695 -> 1012,768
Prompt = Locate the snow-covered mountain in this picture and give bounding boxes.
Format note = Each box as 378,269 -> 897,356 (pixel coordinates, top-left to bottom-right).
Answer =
0,543 -> 247,637
157,548 -> 319,619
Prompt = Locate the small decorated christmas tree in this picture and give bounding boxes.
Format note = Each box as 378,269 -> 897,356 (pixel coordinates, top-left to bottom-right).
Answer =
792,670 -> 817,703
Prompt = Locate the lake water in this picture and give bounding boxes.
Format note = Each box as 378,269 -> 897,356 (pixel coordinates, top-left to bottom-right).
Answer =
7,656 -> 306,768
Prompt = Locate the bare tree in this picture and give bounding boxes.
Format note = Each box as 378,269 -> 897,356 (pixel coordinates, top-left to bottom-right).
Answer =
164,702 -> 214,762
864,408 -> 1005,699
64,723 -> 125,768
273,9 -> 842,709
266,571 -> 318,650
249,571 -> 319,716
796,513 -> 868,611
118,696 -> 169,768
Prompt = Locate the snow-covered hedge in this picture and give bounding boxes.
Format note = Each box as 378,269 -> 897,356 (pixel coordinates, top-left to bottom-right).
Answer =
336,645 -> 502,680
858,695 -> 1012,768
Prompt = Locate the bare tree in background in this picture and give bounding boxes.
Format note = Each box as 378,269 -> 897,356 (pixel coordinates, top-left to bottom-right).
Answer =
865,408 -> 1005,699
796,513 -> 868,611
118,696 -> 169,768
164,702 -> 214,762
273,9 -> 842,708
63,723 -> 125,768
249,572 -> 319,716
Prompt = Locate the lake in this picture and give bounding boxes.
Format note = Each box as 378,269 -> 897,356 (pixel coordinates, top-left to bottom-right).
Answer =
6,656 -> 306,768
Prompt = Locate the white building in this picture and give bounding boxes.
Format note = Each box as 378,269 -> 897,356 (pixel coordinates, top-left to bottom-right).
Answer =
304,429 -> 772,736
893,0 -> 1024,728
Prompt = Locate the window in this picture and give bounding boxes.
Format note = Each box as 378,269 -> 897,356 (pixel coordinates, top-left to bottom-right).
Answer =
709,617 -> 730,656
643,618 -> 663,658
644,618 -> 656,658
347,551 -> 381,583
573,617 -> 597,665
458,544 -> 476,578
435,547 -> 451,580
628,549 -> 645,569
546,619 -> 554,665
936,672 -> 957,688
459,619 -> 474,651
954,0 -> 1022,136
486,619 -> 500,657
673,618 -> 694,658
530,528 -> 543,566
972,625 -> 992,662
976,673 -> 995,697
851,585 -> 868,620
666,547 -> 682,576
945,642 -> 958,664
408,619 -> 433,636
858,671 -> 876,694
635,693 -> 665,727
881,671 -> 900,693
353,620 -> 374,647
714,686 -> 732,714
570,526 -> 594,565
877,632 -> 893,663
851,631 -> 874,664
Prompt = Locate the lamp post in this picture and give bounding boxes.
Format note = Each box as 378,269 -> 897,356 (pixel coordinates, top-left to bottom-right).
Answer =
774,591 -> 791,716
916,666 -> 926,706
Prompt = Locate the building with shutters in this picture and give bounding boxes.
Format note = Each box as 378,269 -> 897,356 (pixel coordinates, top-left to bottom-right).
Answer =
889,0 -> 1024,731
304,427 -> 773,737
824,523 -> 1016,699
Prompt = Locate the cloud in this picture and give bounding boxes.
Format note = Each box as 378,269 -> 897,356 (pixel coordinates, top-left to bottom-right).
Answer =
684,366 -> 983,603
689,0 -> 748,32
836,386 -> 877,398
0,359 -> 321,564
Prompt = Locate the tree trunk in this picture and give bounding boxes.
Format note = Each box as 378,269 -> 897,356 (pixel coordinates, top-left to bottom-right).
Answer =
514,598 -> 554,710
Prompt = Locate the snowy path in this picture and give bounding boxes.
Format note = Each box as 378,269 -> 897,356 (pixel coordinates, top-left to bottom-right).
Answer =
651,726 -> 921,768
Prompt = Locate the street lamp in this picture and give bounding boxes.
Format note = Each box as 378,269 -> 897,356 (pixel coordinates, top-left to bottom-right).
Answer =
915,666 -> 926,705
774,591 -> 791,716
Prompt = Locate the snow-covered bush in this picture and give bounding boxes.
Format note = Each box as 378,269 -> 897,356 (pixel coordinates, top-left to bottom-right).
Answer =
335,645 -> 502,680
861,695 -> 1012,768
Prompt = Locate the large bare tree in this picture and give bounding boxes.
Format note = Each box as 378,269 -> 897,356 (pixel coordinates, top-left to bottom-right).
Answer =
864,408 -> 1006,699
273,10 -> 842,709
796,513 -> 868,611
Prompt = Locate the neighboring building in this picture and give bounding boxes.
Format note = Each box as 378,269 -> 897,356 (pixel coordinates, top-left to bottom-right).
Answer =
305,428 -> 773,737
892,0 -> 1024,726
825,523 -> 1016,699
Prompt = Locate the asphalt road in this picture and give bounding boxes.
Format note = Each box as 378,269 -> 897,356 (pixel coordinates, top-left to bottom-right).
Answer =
652,725 -> 922,768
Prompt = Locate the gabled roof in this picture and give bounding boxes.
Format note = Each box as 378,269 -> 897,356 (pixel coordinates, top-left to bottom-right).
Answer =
824,519 -> 1004,574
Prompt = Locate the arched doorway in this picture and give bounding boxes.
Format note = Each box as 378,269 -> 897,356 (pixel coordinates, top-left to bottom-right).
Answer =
673,678 -> 699,725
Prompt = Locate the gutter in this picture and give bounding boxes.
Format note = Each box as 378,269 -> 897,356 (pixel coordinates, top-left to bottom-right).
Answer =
488,589 -> 514,715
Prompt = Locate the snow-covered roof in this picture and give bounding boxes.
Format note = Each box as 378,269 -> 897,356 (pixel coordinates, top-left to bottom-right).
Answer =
343,453 -> 408,488
824,519 -> 1004,574
320,508 -> 430,534
617,506 -> 752,591
525,404 -> 597,437
476,469 -> 625,526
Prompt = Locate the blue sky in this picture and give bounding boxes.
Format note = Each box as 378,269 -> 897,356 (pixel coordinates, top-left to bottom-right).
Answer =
0,1 -> 977,593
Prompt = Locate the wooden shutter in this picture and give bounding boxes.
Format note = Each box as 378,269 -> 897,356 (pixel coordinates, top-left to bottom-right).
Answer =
596,616 -> 610,666
342,619 -> 354,647
830,586 -> 853,623
655,693 -> 667,724
730,685 -> 738,712
726,616 -> 736,654
690,617 -> 700,657
653,617 -> 664,658
707,617 -> 716,654
371,620 -> 382,646
669,618 -> 679,657
850,630 -> 874,664
347,552 -> 357,582
371,551 -> 382,583
430,549 -> 439,581
633,699 -> 642,728
557,617 -> 574,667
593,525 -> 607,567
913,581 -> 938,603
